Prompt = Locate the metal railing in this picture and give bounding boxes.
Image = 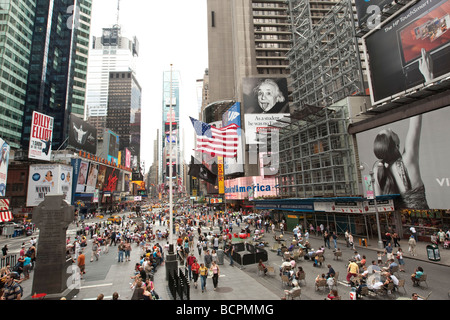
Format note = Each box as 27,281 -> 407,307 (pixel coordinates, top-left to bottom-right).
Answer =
1,254 -> 17,269
168,267 -> 190,300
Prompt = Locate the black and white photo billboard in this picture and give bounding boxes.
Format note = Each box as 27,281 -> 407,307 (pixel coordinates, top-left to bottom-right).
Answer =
68,115 -> 97,154
356,106 -> 450,210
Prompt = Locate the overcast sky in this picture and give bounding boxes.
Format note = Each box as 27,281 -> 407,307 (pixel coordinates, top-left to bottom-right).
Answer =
89,0 -> 208,173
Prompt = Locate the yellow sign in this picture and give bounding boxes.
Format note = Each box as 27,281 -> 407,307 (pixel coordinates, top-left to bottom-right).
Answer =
218,156 -> 224,194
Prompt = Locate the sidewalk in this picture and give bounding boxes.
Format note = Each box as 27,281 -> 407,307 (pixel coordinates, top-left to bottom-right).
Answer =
17,222 -> 450,300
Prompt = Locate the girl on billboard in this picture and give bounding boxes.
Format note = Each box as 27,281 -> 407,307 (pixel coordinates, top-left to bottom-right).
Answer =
372,114 -> 429,209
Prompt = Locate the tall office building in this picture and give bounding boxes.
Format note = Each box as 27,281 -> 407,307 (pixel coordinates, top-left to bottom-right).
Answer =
20,0 -> 93,151
85,26 -> 139,119
159,69 -> 181,188
0,0 -> 36,149
207,0 -> 291,104
106,70 -> 142,167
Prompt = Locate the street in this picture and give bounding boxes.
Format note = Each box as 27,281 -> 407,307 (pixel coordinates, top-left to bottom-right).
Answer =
2,209 -> 450,300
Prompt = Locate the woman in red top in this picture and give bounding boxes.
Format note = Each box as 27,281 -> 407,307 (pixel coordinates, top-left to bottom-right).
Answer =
191,259 -> 200,289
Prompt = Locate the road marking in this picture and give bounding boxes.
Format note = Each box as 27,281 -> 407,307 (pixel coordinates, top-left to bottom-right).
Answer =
80,283 -> 113,289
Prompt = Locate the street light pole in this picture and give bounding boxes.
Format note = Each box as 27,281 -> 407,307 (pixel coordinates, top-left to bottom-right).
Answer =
169,64 -> 173,248
360,161 -> 384,249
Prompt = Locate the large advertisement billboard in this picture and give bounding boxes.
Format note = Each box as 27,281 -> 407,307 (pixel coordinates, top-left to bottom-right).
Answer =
356,106 -> 450,210
28,111 -> 53,161
224,176 -> 278,200
27,164 -> 73,206
365,0 -> 450,105
222,102 -> 244,174
104,130 -> 119,164
243,78 -> 289,144
0,138 -> 10,196
68,115 -> 97,154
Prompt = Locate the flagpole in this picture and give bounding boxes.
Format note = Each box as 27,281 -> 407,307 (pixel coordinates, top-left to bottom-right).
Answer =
169,64 -> 174,247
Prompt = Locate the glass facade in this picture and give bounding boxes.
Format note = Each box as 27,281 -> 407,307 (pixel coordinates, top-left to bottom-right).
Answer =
21,0 -> 92,150
0,0 -> 36,149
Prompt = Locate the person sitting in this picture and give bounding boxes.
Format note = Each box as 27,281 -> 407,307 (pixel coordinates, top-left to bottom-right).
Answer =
282,284 -> 301,300
315,273 -> 326,286
411,266 -> 424,287
382,259 -> 398,273
258,259 -> 268,276
326,289 -> 340,300
326,264 -> 335,278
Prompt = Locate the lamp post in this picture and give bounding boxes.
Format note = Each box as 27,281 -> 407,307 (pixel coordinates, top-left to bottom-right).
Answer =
359,161 -> 384,249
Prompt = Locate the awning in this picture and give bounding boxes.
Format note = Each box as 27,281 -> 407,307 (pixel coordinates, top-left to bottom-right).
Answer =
0,211 -> 13,222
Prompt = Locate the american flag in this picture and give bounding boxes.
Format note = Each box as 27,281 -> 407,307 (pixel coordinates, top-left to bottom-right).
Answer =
190,117 -> 239,158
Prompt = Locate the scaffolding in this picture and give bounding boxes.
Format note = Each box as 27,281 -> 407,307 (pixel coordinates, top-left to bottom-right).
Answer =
286,0 -> 365,108
278,104 -> 358,198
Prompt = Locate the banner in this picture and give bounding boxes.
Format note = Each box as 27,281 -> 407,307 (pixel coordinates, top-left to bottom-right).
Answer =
86,163 -> 98,193
365,0 -> 450,105
27,164 -> 73,206
29,111 -> 53,161
243,78 -> 289,144
356,107 -> 450,209
222,102 -> 244,174
218,156 -> 224,194
188,156 -> 217,185
76,160 -> 89,193
68,114 -> 97,154
0,138 -> 10,196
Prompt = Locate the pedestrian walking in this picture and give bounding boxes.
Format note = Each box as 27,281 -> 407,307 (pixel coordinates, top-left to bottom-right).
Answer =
396,247 -> 406,272
1,245 -> 8,257
77,250 -> 86,278
124,241 -> 132,262
332,232 -> 338,250
408,235 -> 417,256
210,261 -> 220,290
224,241 -> 234,266
199,263 -> 208,293
90,240 -> 99,262
117,240 -> 125,262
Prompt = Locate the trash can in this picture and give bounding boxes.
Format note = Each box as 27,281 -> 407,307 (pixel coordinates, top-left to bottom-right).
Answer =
426,244 -> 440,261
217,249 -> 224,265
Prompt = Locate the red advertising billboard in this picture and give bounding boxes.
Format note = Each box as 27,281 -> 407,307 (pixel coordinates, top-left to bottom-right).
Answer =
364,0 -> 450,106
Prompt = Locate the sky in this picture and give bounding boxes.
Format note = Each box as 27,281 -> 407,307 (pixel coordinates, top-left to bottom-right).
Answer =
89,0 -> 208,173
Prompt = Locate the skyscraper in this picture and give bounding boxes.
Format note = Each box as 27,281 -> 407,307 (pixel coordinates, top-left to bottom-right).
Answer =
159,69 -> 181,187
85,25 -> 139,119
0,0 -> 36,149
106,70 -> 142,168
20,0 -> 93,151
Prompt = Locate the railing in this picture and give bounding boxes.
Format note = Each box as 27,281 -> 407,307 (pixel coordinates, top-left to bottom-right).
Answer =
1,254 -> 17,269
168,268 -> 190,300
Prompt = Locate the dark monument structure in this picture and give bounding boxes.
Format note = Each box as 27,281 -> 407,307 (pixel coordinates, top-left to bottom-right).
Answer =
31,195 -> 78,300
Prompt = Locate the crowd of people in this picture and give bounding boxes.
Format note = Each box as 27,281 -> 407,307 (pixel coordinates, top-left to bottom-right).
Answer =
1,200 -> 448,301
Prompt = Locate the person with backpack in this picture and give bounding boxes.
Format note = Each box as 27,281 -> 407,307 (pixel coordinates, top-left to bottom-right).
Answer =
1,275 -> 22,300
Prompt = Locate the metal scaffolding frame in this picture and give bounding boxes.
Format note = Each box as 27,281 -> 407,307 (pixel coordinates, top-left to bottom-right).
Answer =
278,104 -> 358,198
287,0 -> 365,108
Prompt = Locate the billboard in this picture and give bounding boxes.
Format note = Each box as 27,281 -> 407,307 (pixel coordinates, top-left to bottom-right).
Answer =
125,148 -> 131,168
0,138 -> 10,196
85,163 -> 98,193
68,115 -> 97,154
224,176 -> 278,200
27,164 -> 73,206
96,165 -> 107,190
356,106 -> 450,210
76,160 -> 89,193
28,111 -> 53,161
243,78 -> 289,144
365,0 -> 450,105
222,102 -> 244,174
104,167 -> 119,192
104,130 -> 119,164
